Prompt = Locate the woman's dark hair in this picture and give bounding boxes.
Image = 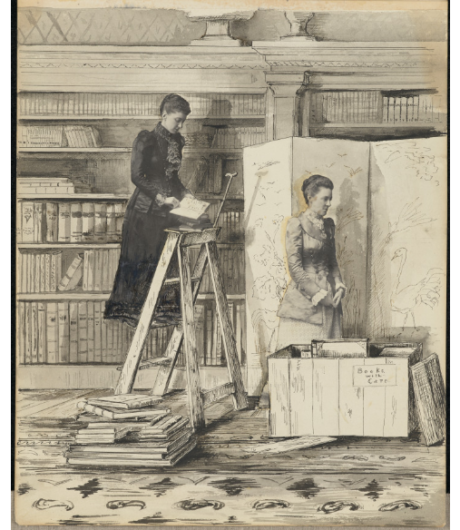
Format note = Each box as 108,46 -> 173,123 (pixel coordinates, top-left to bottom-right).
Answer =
301,175 -> 334,205
160,94 -> 191,116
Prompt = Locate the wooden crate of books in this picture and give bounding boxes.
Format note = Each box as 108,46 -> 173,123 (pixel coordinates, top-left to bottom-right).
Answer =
268,341 -> 422,438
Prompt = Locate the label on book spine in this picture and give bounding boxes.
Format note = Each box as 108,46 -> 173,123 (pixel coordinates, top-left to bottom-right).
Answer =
21,202 -> 35,243
70,203 -> 83,243
58,203 -> 71,243
106,204 -> 117,242
82,203 -> 95,242
94,203 -> 107,243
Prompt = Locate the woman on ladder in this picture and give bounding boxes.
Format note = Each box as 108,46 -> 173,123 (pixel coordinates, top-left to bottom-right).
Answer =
104,94 -> 194,328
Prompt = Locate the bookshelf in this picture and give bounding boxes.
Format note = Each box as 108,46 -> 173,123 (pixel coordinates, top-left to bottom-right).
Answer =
17,90 -> 262,376
308,89 -> 447,138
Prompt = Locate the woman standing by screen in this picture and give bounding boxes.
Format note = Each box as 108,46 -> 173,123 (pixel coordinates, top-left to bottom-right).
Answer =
276,174 -> 346,349
104,94 -> 194,328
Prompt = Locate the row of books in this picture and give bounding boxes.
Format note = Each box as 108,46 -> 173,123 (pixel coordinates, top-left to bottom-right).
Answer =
18,177 -> 76,195
17,301 -> 129,364
19,92 -> 265,117
207,207 -> 244,243
16,299 -> 246,366
311,91 -> 381,124
18,201 -> 126,243
211,127 -> 266,148
191,300 -> 246,366
188,247 -> 245,295
18,251 -> 62,293
18,126 -> 102,148
382,94 -> 444,123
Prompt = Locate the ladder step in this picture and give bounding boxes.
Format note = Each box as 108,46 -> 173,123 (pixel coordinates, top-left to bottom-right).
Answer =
116,358 -> 172,371
163,276 -> 201,286
201,382 -> 235,406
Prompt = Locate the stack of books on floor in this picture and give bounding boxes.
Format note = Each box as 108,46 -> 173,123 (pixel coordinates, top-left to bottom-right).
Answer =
66,394 -> 196,467
74,422 -> 143,444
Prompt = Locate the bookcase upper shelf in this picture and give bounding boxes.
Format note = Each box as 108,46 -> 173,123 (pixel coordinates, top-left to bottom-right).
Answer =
18,147 -> 243,155
19,115 -> 265,121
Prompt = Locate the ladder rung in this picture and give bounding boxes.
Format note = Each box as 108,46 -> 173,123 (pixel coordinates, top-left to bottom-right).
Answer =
201,382 -> 235,406
164,276 -> 201,286
116,358 -> 172,371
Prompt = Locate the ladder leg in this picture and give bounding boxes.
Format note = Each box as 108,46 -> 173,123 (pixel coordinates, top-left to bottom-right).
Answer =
151,244 -> 209,397
205,242 -> 248,410
178,244 -> 206,432
115,233 -> 180,395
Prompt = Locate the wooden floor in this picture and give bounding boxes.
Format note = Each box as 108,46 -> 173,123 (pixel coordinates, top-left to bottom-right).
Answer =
15,389 -> 446,475
16,390 -> 445,528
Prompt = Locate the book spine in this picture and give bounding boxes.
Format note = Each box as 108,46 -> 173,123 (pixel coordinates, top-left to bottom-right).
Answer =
87,250 -> 95,291
70,202 -> 83,243
58,302 -> 70,364
107,320 -> 114,363
50,252 -> 62,292
39,254 -> 46,292
94,203 -> 107,243
102,250 -> 109,291
24,303 -> 32,364
30,302 -> 38,363
17,303 -> 25,364
45,202 -> 58,243
83,251 -> 89,291
44,253 -> 51,292
34,253 -> 40,294
16,201 -> 22,243
26,253 -> 34,293
36,302 -> 47,363
94,250 -> 102,292
82,203 -> 95,243
87,301 -> 95,362
58,203 -> 71,243
94,301 -> 102,362
107,250 -> 114,293
69,301 -> 79,363
78,301 -> 88,363
58,254 -> 82,292
106,204 -> 117,242
46,302 -> 58,363
20,252 -> 27,293
34,202 -> 45,243
21,202 -> 35,243
114,202 -> 124,242
100,302 -> 107,362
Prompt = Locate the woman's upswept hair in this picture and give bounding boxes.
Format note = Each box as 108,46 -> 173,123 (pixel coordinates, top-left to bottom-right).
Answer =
301,174 -> 334,205
160,94 -> 191,116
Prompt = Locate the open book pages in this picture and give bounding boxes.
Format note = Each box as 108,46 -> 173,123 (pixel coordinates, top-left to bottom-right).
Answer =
170,197 -> 210,220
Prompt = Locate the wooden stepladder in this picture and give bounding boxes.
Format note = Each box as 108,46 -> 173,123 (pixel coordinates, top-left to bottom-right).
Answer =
114,174 -> 248,431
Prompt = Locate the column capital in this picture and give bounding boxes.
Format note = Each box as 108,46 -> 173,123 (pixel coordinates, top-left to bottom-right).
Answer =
266,72 -> 306,97
187,11 -> 254,47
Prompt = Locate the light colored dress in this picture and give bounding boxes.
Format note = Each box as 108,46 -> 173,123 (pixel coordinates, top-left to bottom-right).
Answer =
275,209 -> 345,350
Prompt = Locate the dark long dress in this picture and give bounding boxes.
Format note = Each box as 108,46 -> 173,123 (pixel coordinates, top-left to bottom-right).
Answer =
104,122 -> 190,327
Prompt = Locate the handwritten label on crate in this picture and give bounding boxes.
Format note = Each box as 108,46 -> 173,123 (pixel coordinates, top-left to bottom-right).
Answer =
353,365 -> 397,387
